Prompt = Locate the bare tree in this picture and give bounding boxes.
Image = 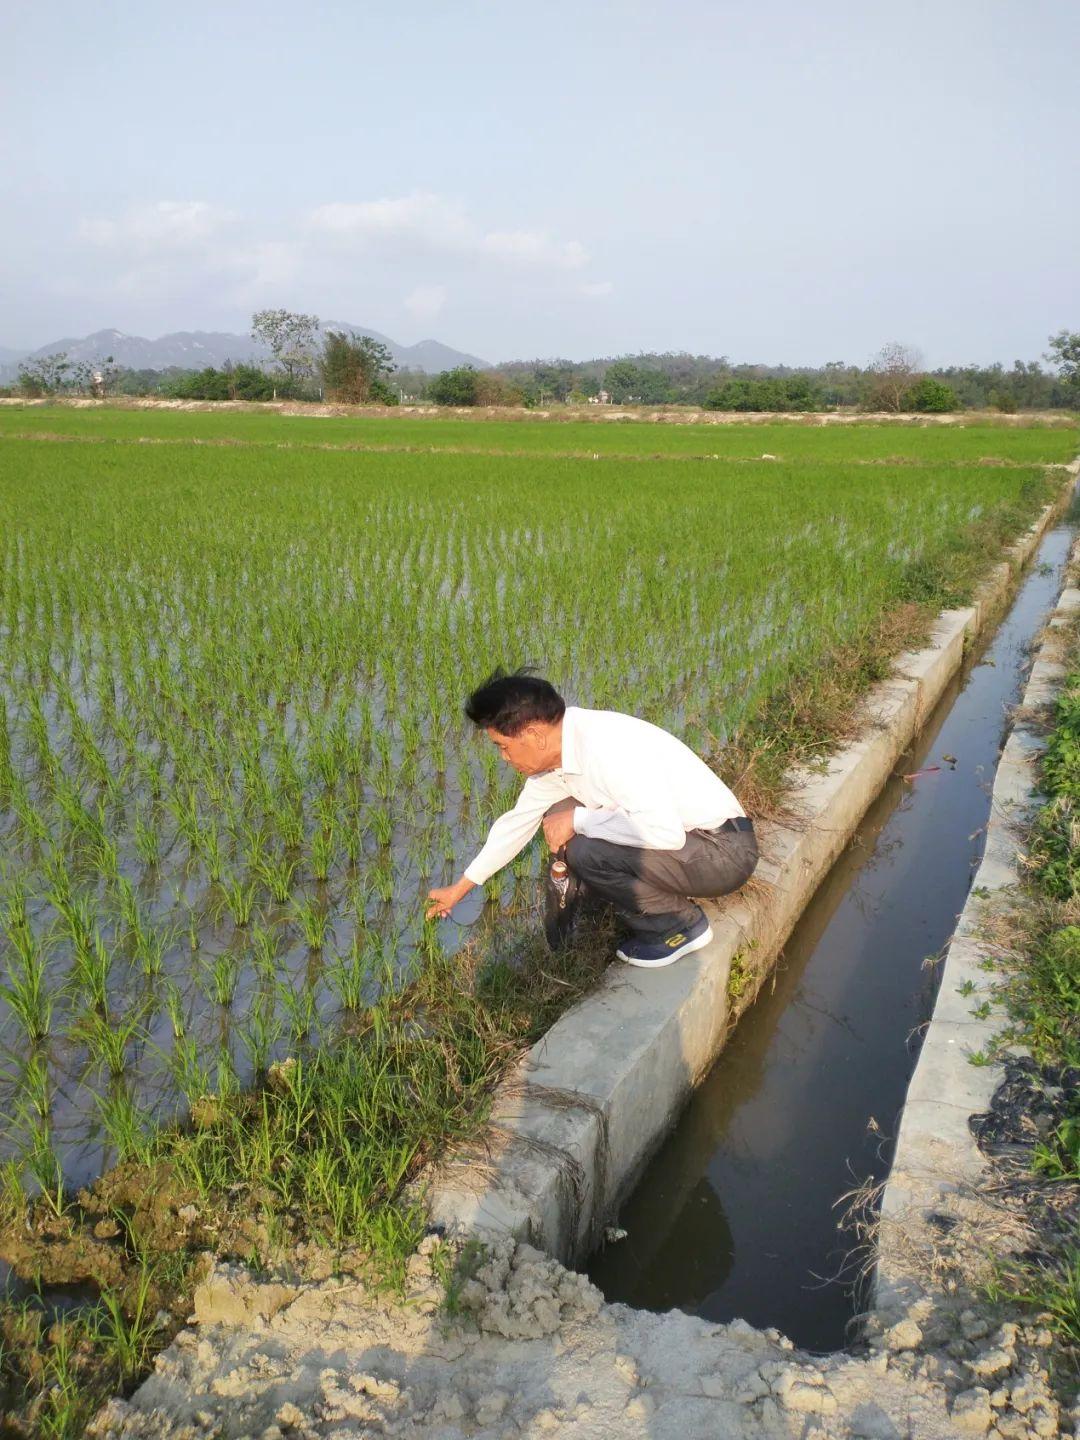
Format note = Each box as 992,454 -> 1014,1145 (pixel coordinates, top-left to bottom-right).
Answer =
866,341 -> 923,412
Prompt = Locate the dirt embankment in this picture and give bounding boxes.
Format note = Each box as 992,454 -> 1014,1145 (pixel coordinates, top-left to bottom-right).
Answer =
91,1224 -> 1075,1440
1,395 -> 1075,427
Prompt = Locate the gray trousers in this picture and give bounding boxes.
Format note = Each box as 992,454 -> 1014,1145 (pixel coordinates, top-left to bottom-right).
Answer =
564,821 -> 758,939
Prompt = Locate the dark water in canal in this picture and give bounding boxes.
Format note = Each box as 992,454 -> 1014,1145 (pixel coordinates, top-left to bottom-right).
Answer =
586,524 -> 1074,1353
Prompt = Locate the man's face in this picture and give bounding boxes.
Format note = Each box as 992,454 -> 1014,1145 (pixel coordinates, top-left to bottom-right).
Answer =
485,725 -> 553,776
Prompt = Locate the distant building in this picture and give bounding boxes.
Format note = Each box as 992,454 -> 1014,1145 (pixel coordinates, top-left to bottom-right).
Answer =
587,389 -> 611,405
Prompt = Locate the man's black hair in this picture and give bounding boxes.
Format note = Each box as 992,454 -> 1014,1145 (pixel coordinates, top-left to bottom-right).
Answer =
465,667 -> 566,736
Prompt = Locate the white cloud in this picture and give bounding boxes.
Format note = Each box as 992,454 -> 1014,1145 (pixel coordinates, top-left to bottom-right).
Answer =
70,193 -> 601,329
307,190 -> 589,273
579,280 -> 614,298
481,231 -> 588,270
403,284 -> 447,322
78,200 -> 234,251
309,193 -> 470,248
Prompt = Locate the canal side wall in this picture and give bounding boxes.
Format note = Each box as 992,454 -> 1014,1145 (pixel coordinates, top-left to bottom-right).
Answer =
424,465 -> 1080,1269
873,533 -> 1080,1323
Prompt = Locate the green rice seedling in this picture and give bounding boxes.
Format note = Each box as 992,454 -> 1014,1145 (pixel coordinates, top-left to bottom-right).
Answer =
310,821 -> 336,882
369,853 -> 394,904
0,1155 -> 26,1228
327,934 -> 373,1013
68,920 -> 113,1016
276,798 -> 305,852
1,875 -> 35,954
280,977 -> 317,1044
16,1050 -> 53,1126
76,1005 -> 144,1079
220,871 -> 258,927
255,851 -> 296,904
238,818 -> 270,874
203,950 -> 240,1008
167,785 -> 206,855
9,776 -> 49,845
23,691 -> 57,778
71,715 -> 113,790
131,914 -> 172,978
161,977 -> 186,1038
88,825 -> 121,886
131,746 -> 164,804
196,820 -> 226,884
414,915 -> 446,969
212,1042 -> 240,1105
133,805 -> 161,866
238,994 -> 283,1079
0,928 -> 53,1044
41,862 -> 84,940
343,817 -> 365,867
247,921 -> 280,985
114,875 -> 142,948
94,1084 -> 153,1166
290,895 -> 330,951
0,693 -> 12,794
369,802 -> 394,848
167,1034 -> 212,1111
183,903 -> 201,952
95,1260 -> 161,1379
23,1120 -> 65,1217
371,742 -> 396,802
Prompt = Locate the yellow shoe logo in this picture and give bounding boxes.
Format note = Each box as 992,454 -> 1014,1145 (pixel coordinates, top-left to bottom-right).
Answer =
666,932 -> 686,947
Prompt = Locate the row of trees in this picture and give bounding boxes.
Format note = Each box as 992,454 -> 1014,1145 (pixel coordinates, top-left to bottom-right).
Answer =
12,312 -> 399,405
9,313 -> 1080,412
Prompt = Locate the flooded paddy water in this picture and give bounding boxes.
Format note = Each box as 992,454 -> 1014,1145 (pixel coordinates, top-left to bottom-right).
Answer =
587,522 -> 1075,1352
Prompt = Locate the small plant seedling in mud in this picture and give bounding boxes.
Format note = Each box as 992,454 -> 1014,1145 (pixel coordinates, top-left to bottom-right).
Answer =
727,951 -> 751,1002
971,884 -> 992,899
967,1047 -> 993,1067
1033,1112 -> 1080,1182
957,979 -> 976,996
430,1235 -> 488,1319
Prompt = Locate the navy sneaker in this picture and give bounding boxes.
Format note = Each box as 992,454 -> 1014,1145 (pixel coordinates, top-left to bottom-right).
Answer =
615,910 -> 713,968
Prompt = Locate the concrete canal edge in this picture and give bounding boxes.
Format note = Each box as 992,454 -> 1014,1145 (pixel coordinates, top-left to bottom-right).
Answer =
873,532 -> 1080,1325
423,462 -> 1080,1268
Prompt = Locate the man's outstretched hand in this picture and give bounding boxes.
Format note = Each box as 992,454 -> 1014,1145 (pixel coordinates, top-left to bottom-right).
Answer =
426,876 -> 475,920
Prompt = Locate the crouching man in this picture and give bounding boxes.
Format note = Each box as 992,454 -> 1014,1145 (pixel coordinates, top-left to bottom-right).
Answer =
426,670 -> 757,968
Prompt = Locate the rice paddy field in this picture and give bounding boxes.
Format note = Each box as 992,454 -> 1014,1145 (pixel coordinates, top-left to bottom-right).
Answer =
0,402 -> 1078,1433
0,405 -> 1077,1207
0,400 -> 1076,462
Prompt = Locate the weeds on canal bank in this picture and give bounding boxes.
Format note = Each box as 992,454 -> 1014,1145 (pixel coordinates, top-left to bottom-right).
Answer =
975,616 -> 1080,1374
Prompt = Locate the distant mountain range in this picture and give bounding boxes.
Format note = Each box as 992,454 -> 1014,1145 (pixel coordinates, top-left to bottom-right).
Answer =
0,324 -> 490,381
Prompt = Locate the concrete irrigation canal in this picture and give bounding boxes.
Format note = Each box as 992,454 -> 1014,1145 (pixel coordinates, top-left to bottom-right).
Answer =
586,521 -> 1075,1353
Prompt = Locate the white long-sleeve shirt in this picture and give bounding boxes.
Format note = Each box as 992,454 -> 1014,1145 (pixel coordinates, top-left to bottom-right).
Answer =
463,706 -> 745,886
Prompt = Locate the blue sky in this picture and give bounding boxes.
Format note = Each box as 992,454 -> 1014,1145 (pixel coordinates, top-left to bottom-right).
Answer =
3,0 -> 1078,366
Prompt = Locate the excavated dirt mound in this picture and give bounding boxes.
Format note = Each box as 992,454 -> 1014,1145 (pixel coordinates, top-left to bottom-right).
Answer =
89,1235 -> 1078,1440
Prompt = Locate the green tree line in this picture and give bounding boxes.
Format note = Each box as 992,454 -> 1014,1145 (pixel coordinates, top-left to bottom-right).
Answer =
7,321 -> 1080,413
